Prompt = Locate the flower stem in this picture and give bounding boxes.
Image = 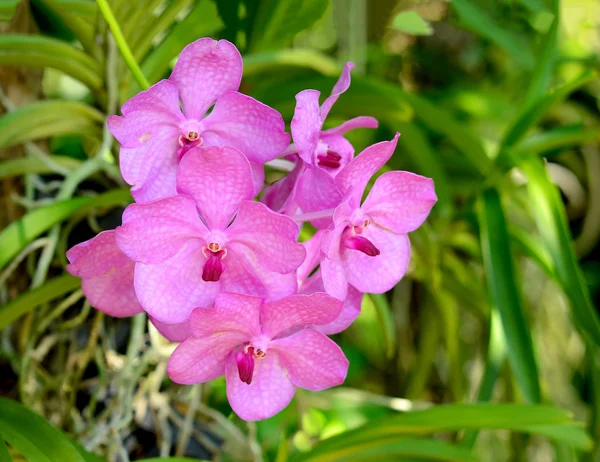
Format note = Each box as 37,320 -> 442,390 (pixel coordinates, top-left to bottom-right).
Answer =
96,0 -> 150,90
293,208 -> 336,222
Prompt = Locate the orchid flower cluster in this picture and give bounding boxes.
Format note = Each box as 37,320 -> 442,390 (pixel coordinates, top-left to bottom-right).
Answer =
66,38 -> 437,421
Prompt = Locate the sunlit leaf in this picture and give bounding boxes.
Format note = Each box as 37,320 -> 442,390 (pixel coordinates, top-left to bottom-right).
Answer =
0,156 -> 81,179
0,35 -> 102,89
295,437 -> 477,462
392,11 -> 433,36
519,156 -> 600,347
0,398 -> 84,462
0,101 -> 103,151
0,0 -> 18,23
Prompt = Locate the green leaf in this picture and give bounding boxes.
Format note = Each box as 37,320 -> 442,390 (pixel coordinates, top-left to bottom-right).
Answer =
513,124 -> 600,156
0,432 -> 11,462
0,156 -> 82,179
244,49 -> 340,77
0,0 -> 18,23
478,188 -> 541,403
50,0 -> 97,21
451,0 -> 534,68
303,403 -> 591,455
0,397 -> 85,462
402,92 -> 491,176
132,0 -> 193,62
519,156 -> 600,347
0,101 -> 103,151
392,11 -> 433,36
32,0 -> 98,56
369,294 -> 397,360
139,459 -> 210,462
499,70 -> 596,154
140,0 -> 223,84
0,35 -> 102,89
521,0 -> 559,108
295,437 -> 476,462
0,274 -> 80,331
0,187 -> 131,270
0,197 -> 90,269
250,0 -> 330,52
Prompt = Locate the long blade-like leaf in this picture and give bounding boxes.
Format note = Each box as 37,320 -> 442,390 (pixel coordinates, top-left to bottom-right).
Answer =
478,188 -> 541,403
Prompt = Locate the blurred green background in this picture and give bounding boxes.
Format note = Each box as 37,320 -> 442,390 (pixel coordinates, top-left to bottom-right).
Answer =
1,0 -> 600,461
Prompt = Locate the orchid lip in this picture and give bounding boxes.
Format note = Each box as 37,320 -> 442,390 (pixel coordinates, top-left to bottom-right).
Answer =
236,345 -> 267,385
344,235 -> 380,257
201,246 -> 226,282
317,150 -> 342,169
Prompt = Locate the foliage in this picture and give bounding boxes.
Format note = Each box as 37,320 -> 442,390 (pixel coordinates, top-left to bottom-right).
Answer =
1,0 -> 599,460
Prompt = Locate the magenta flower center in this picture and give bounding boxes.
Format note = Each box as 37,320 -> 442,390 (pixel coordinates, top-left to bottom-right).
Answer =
235,345 -> 267,385
177,133 -> 203,158
342,220 -> 380,257
315,141 -> 342,169
202,242 -> 226,282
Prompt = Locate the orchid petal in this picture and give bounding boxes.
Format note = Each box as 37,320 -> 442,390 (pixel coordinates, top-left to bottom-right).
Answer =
300,271 -> 362,335
169,38 -> 242,119
260,293 -> 342,339
297,231 -> 324,282
295,166 -> 342,229
176,146 -> 254,230
200,91 -> 290,164
227,201 -> 305,274
66,231 -> 142,317
189,293 -> 262,339
362,171 -> 437,234
291,90 -> 322,164
225,352 -> 295,421
319,134 -> 354,174
343,226 -> 410,294
335,133 -> 400,206
134,240 -> 220,324
150,317 -> 192,343
320,256 -> 348,300
322,116 -> 379,136
319,62 -> 354,121
261,158 -> 304,215
220,245 -> 298,301
271,328 -> 348,391
116,195 -> 207,264
167,333 -> 244,384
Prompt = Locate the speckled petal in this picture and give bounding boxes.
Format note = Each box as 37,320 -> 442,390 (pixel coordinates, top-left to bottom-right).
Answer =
66,230 -> 143,317
169,38 -> 242,119
291,89 -> 322,165
260,293 -> 342,339
295,166 -> 342,229
343,226 -> 410,294
300,270 -> 362,335
219,244 -> 298,301
319,62 -> 354,121
226,201 -> 305,273
200,91 -> 290,164
116,195 -> 208,264
225,352 -> 295,421
168,333 -> 245,384
270,328 -> 348,390
189,293 -> 262,339
335,133 -> 400,207
134,240 -> 220,324
362,171 -> 437,234
176,146 -> 254,230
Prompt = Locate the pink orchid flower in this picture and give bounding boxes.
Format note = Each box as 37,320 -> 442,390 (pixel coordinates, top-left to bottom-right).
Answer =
108,38 -> 290,202
263,62 -> 378,227
66,230 -> 193,341
320,134 -> 437,300
297,232 -> 362,334
167,292 -> 349,421
66,230 -> 143,318
115,145 -> 306,324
